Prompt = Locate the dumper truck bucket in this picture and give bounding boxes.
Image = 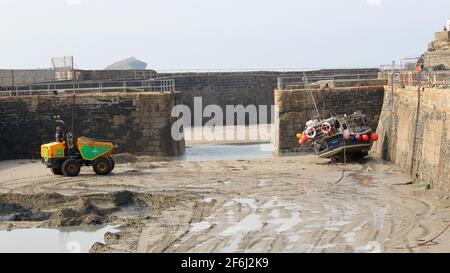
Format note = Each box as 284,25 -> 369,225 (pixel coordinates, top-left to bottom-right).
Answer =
77,137 -> 113,161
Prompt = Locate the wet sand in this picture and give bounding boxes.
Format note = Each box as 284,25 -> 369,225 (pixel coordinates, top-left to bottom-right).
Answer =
1,155 -> 450,253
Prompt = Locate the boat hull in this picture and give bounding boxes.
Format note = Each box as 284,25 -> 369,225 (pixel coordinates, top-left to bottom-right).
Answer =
313,132 -> 373,159
317,143 -> 372,158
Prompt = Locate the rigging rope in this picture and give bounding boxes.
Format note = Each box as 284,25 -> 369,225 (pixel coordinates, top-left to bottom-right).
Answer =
303,71 -> 320,119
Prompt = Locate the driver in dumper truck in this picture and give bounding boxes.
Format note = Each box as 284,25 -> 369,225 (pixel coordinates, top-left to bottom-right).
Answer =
55,125 -> 65,143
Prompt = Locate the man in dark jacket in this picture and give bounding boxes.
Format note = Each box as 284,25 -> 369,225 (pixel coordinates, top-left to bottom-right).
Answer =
55,125 -> 65,142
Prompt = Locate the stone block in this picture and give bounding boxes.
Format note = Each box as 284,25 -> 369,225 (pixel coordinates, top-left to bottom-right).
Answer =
436,31 -> 450,41
113,115 -> 126,126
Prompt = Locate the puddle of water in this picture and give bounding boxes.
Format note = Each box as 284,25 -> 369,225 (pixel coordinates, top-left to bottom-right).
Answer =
0,225 -> 119,253
271,209 -> 281,219
220,213 -> 262,236
233,198 -> 258,210
190,221 -> 212,233
261,197 -> 278,209
267,212 -> 303,232
172,143 -> 273,161
316,243 -> 337,250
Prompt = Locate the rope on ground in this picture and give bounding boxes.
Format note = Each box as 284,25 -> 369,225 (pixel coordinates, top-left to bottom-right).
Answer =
333,148 -> 349,184
418,224 -> 450,247
334,169 -> 346,184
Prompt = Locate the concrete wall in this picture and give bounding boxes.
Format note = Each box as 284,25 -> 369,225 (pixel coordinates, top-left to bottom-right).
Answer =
0,69 -> 158,87
0,69 -> 55,86
274,86 -> 385,154
0,92 -> 184,160
75,69 -> 157,81
158,69 -> 379,125
372,87 -> 450,190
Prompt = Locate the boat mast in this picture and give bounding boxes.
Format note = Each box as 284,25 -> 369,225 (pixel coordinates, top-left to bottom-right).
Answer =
303,71 -> 320,119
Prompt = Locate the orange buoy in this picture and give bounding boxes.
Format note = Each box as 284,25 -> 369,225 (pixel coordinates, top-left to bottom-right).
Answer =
299,139 -> 304,145
356,134 -> 362,141
371,133 -> 379,141
362,134 -> 370,142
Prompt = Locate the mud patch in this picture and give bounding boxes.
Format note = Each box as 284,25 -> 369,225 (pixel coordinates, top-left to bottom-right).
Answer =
348,173 -> 374,187
0,191 -> 196,228
112,153 -> 140,164
0,203 -> 49,222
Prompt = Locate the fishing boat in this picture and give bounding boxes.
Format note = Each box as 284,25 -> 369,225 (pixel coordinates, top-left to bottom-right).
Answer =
295,73 -> 379,161
297,111 -> 378,161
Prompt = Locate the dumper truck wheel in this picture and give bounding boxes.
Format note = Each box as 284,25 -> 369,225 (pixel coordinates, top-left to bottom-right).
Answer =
93,157 -> 112,175
109,157 -> 115,172
51,168 -> 63,175
62,159 -> 81,177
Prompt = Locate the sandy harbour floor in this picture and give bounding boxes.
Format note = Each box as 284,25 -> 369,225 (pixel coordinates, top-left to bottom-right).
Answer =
1,155 -> 450,253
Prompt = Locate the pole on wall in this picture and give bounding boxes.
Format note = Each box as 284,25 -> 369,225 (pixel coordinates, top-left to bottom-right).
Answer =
391,61 -> 395,92
386,61 -> 396,162
11,70 -> 15,88
410,70 -> 422,185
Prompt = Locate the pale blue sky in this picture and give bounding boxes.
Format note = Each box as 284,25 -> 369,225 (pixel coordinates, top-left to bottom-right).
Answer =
1,0 -> 449,70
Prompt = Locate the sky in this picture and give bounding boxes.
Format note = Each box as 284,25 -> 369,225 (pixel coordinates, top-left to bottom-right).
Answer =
0,0 -> 449,70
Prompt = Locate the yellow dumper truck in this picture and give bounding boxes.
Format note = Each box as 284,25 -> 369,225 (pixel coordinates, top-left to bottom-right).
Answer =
41,119 -> 115,177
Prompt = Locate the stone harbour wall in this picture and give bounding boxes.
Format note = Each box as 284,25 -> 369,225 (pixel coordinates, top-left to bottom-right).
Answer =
0,92 -> 184,160
372,87 -> 450,190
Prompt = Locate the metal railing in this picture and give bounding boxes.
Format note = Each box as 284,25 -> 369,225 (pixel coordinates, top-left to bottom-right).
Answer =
0,78 -> 175,97
276,73 -> 379,90
380,64 -> 402,72
387,71 -> 450,88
